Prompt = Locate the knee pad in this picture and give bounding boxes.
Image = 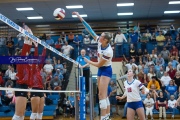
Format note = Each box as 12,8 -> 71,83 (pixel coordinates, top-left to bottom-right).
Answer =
37,113 -> 43,119
30,113 -> 37,120
99,99 -> 107,109
12,115 -> 21,120
106,97 -> 110,106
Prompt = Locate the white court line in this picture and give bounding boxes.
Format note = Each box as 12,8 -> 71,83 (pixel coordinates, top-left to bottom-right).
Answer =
0,87 -> 80,93
0,13 -> 79,66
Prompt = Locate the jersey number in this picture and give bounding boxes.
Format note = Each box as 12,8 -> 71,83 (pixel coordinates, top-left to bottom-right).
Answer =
127,87 -> 132,92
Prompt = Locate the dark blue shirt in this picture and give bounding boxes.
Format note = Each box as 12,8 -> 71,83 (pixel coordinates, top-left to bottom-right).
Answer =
130,32 -> 138,43
76,55 -> 90,70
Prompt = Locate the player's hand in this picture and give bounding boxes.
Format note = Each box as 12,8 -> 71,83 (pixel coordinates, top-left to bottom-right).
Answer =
72,12 -> 79,16
83,57 -> 89,63
32,41 -> 38,47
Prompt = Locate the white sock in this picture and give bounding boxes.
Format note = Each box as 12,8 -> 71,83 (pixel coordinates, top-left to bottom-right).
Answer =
101,116 -> 107,120
37,113 -> 43,119
30,113 -> 37,120
106,113 -> 110,119
12,115 -> 21,120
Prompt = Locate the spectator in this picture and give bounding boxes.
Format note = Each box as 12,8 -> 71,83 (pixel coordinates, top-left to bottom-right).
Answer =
136,49 -> 143,63
55,38 -> 63,51
147,57 -> 155,67
43,60 -> 54,74
0,35 -> 6,47
147,76 -> 161,91
53,69 -> 63,81
168,65 -> 176,79
129,44 -> 136,59
169,57 -> 178,69
156,66 -> 165,79
0,71 -> 4,87
143,93 -> 154,120
73,35 -> 81,45
166,62 -> 172,72
68,92 -> 75,116
83,35 -> 91,45
44,73 -> 52,90
46,36 -> 54,46
68,32 -> 74,44
9,67 -> 16,87
160,47 -> 170,65
4,85 -> 14,106
145,29 -> 152,41
174,72 -> 180,93
165,80 -> 178,99
138,69 -> 147,84
54,59 -> 63,73
154,61 -> 161,73
140,33 -> 148,52
6,37 -> 14,55
5,78 -> 13,87
164,38 -> 173,51
45,55 -> 53,64
41,33 -> 46,41
114,30 -> 127,57
61,42 -> 74,58
160,72 -> 171,86
124,59 -> 138,70
150,50 -> 157,63
157,91 -> 166,120
76,49 -> 90,93
147,68 -> 156,81
177,62 -> 180,72
156,55 -> 165,67
151,33 -> 156,42
142,49 -> 149,62
60,31 -> 67,43
82,29 -> 90,38
50,75 -> 61,90
175,37 -> 180,54
4,65 -> 12,81
109,81 -> 118,116
16,36 -> 24,49
168,95 -> 177,119
156,31 -> 165,51
170,45 -> 178,58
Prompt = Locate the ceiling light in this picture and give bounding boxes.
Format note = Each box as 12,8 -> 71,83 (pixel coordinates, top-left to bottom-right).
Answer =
164,11 -> 180,14
66,5 -> 83,9
117,13 -> 133,16
117,3 -> 134,6
27,16 -> 43,19
72,14 -> 87,17
169,1 -> 180,4
16,7 -> 34,11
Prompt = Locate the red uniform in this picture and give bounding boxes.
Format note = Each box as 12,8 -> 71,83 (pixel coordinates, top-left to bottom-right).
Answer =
16,43 -> 31,85
29,47 -> 46,89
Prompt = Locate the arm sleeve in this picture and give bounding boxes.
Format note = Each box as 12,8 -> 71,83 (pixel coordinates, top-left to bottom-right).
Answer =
136,80 -> 144,90
82,20 -> 98,40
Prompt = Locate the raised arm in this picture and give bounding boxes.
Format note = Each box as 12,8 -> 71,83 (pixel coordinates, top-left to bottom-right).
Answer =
72,12 -> 98,41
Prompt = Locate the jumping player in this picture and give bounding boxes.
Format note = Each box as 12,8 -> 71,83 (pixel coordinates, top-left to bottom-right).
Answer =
73,12 -> 113,120
116,69 -> 149,120
29,41 -> 46,120
12,28 -> 33,120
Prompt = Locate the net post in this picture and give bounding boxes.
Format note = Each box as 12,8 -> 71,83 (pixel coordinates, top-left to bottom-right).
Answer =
89,73 -> 94,120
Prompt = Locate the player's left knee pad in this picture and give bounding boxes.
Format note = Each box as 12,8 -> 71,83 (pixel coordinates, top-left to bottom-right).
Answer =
106,97 -> 110,106
99,99 -> 107,109
37,113 -> 43,119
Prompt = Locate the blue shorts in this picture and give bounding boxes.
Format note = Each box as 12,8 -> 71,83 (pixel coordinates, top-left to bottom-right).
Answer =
97,66 -> 112,78
127,101 -> 143,110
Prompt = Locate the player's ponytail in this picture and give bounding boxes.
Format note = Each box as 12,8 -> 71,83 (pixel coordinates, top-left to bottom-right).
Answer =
103,32 -> 112,44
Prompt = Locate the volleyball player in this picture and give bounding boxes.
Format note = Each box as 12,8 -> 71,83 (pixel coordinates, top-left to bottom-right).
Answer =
73,12 -> 113,120
116,69 -> 149,120
29,41 -> 46,120
12,28 -> 33,120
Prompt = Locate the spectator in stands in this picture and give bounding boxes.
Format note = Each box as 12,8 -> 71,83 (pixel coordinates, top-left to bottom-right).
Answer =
4,85 -> 14,106
82,29 -> 90,38
140,33 -> 148,52
151,33 -> 156,42
156,31 -> 165,51
170,45 -> 178,59
60,31 -> 67,43
130,26 -> 139,50
138,69 -> 147,84
150,50 -> 157,63
0,71 -> 4,87
83,35 -> 91,45
16,35 -> 24,49
166,62 -> 172,72
6,37 -> 14,55
156,66 -> 165,79
4,65 -> 12,81
174,72 -> 180,92
147,57 -> 155,67
53,69 -> 63,81
157,91 -> 166,119
165,80 -> 178,99
0,35 -> 6,48
168,65 -> 176,79
156,55 -> 165,67
142,49 -> 149,62
129,44 -> 136,59
136,49 -> 143,63
44,72 -> 52,90
147,68 -> 156,81
43,60 -> 54,74
61,42 -> 74,58
54,59 -> 63,73
76,49 -> 90,93
169,56 -> 178,69
68,92 -> 75,116
160,72 -> 171,86
164,37 -> 173,51
46,36 -> 54,46
41,33 -> 46,41
177,62 -> 180,72
73,35 -> 81,46
114,30 -> 127,57
147,76 -> 161,91
68,32 -> 74,44
160,47 -> 170,65
50,75 -> 61,90
144,93 -> 154,120
109,81 -> 118,116
168,95 -> 177,119
5,78 -> 13,87
9,67 -> 16,87
145,29 -> 152,41
175,37 -> 180,54
55,38 -> 62,51
124,59 -> 138,70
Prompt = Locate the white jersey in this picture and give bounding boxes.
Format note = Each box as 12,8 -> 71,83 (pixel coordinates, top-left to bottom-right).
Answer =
124,79 -> 144,102
97,40 -> 113,67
